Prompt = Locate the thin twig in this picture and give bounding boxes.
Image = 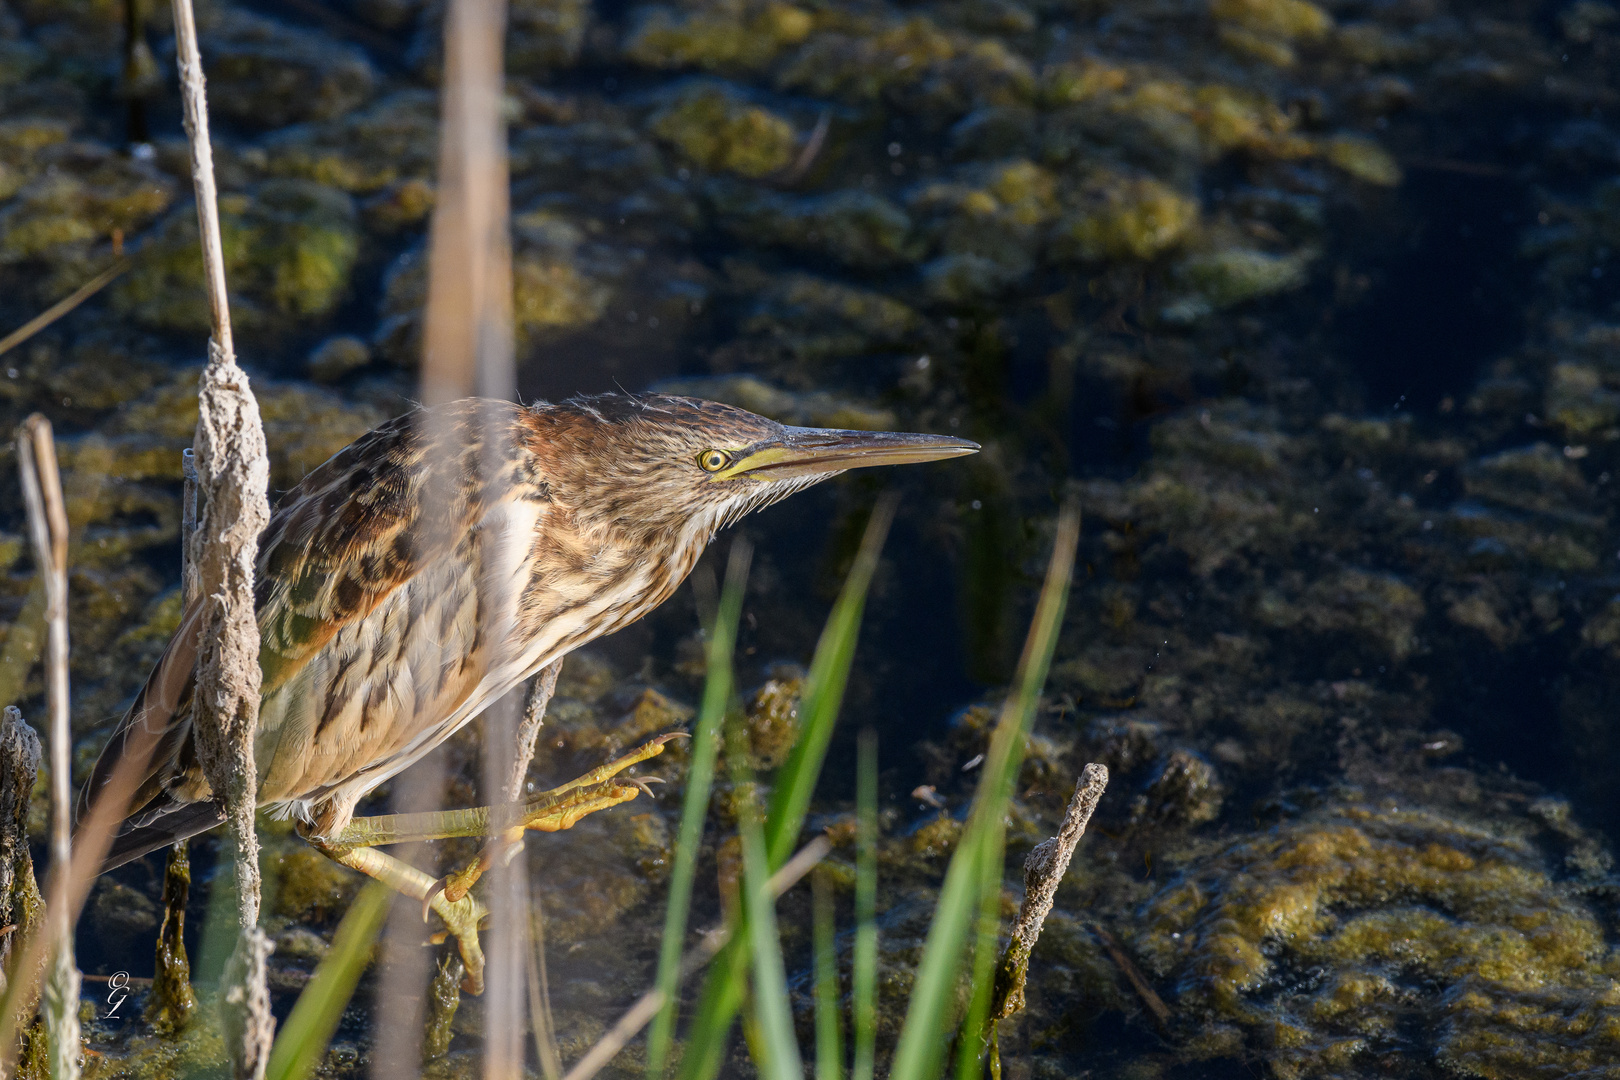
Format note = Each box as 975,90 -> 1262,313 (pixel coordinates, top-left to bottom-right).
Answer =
508,663 -> 562,801
774,109 -> 832,187
990,764 -> 1109,1023
169,0 -> 274,1069
560,836 -> 831,1080
0,257 -> 132,361
1091,924 -> 1170,1030
17,416 -> 79,1080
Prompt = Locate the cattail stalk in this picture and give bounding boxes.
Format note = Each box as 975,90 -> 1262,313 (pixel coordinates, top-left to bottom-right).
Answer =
167,0 -> 274,1071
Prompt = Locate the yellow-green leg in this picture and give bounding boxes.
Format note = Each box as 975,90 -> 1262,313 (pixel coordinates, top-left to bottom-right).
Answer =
301,733 -> 682,994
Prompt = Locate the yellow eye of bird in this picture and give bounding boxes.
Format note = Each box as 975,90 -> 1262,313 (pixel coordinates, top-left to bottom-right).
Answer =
698,449 -> 732,473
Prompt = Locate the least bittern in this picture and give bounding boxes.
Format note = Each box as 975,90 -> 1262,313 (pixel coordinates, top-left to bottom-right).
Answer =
78,394 -> 977,990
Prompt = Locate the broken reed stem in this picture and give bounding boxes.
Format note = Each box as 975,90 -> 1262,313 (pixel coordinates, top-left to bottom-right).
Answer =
989,763 -> 1109,1026
147,448 -> 201,1034
0,706 -> 44,1077
168,0 -> 274,1072
513,666 -> 564,1080
508,663 -> 561,801
17,416 -> 79,1080
0,707 -> 42,1003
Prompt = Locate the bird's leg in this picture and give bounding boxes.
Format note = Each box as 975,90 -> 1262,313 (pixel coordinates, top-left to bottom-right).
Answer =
305,732 -> 684,990
433,731 -> 684,904
302,836 -> 490,993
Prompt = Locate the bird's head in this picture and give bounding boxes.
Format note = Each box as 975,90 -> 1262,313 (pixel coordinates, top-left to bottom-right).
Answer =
525,393 -> 979,540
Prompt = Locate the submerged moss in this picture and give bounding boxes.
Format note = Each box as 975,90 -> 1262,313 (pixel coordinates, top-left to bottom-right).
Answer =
199,7 -> 378,128
647,81 -> 798,178
114,179 -> 360,332
623,0 -> 813,73
1055,173 -> 1198,262
1137,802 -> 1620,1079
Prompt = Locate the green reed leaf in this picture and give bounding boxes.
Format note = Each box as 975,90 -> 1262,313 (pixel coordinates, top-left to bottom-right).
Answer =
813,866 -> 844,1080
265,880 -> 392,1080
888,499 -> 1080,1080
730,721 -> 804,1080
851,729 -> 878,1080
678,495 -> 897,1080
646,542 -> 752,1080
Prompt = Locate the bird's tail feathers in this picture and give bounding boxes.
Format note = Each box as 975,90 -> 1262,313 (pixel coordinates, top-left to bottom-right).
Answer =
94,799 -> 226,874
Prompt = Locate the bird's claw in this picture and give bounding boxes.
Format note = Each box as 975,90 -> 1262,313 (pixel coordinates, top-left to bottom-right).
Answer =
425,887 -> 488,994
420,877 -> 448,923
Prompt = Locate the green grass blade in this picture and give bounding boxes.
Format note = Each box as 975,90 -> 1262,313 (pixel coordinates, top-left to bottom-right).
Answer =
730,723 -> 804,1080
954,840 -> 1003,1080
888,500 -> 1080,1080
678,496 -> 898,1080
851,730 -> 878,1080
675,936 -> 749,1080
813,867 -> 843,1080
264,880 -> 392,1080
646,542 -> 753,1080
764,493 -> 896,869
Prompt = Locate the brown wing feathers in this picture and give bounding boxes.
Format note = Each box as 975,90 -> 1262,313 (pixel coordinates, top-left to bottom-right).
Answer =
83,400 -> 532,866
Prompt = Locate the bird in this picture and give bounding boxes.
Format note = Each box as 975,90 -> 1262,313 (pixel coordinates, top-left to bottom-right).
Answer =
78,392 -> 977,988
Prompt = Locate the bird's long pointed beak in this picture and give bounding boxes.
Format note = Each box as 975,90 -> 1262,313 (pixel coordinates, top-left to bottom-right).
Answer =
717,426 -> 980,480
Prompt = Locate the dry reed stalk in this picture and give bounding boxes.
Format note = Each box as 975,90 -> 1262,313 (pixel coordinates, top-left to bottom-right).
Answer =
17,416 -> 79,1080
420,0 -> 514,403
168,0 -> 275,1070
374,0 -> 522,1074
434,0 -> 524,1071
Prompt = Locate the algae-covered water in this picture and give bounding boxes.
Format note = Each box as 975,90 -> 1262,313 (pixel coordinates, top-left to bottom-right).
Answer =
1,0 -> 1618,1074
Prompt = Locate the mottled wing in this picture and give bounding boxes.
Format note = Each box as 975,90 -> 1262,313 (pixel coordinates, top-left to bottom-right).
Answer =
82,399 -> 535,858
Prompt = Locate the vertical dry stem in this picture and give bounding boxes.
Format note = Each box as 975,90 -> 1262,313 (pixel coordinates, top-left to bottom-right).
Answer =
167,0 -> 273,1073
508,664 -> 561,802
990,763 -> 1109,1024
17,417 -> 79,1080
421,0 -> 523,1074
377,0 -> 520,1074
420,0 -> 513,403
147,449 -> 200,1033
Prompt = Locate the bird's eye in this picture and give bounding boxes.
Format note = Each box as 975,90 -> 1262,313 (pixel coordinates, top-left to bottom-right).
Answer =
697,449 -> 732,473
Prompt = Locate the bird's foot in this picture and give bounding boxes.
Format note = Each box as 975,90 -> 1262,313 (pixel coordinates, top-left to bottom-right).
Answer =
424,888 -> 489,994
436,732 -> 685,904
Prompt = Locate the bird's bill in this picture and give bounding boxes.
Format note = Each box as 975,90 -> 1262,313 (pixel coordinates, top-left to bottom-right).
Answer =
717,427 -> 980,480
